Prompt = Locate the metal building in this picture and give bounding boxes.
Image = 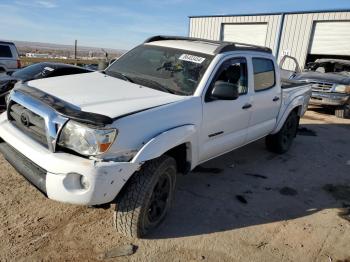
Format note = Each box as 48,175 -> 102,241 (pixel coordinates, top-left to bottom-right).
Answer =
188,9 -> 350,69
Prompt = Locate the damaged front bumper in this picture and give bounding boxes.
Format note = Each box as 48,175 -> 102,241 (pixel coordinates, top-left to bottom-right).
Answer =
310,91 -> 350,106
0,114 -> 140,205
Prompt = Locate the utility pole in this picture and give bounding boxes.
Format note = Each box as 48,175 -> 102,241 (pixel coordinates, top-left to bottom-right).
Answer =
74,40 -> 77,59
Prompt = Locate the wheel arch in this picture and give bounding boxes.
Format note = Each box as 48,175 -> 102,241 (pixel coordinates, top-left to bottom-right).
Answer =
164,142 -> 191,174
0,65 -> 7,72
271,95 -> 307,134
131,124 -> 197,173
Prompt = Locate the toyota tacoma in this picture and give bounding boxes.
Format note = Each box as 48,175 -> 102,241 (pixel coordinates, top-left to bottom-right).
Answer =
0,36 -> 312,238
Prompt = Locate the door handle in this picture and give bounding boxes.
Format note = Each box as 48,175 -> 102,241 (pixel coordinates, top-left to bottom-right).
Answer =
273,96 -> 280,102
242,103 -> 252,109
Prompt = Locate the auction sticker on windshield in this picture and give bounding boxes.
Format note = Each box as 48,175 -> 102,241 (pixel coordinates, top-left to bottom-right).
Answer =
179,54 -> 205,64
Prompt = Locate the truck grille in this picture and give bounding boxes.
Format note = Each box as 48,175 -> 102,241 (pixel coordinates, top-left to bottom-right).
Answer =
8,102 -> 48,148
310,81 -> 333,92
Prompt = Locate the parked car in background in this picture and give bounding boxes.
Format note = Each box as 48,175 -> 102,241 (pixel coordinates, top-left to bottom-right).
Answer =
0,62 -> 92,109
292,59 -> 350,118
0,41 -> 21,74
0,36 -> 311,238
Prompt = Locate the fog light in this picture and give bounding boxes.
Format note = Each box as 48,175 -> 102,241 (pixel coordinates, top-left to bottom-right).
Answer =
80,175 -> 90,189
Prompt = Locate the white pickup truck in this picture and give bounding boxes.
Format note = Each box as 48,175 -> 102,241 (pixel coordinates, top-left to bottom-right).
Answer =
0,36 -> 311,238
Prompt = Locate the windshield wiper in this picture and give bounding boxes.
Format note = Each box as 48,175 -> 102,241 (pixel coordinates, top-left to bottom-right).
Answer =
132,76 -> 190,95
102,71 -> 188,95
102,71 -> 134,83
131,76 -> 177,94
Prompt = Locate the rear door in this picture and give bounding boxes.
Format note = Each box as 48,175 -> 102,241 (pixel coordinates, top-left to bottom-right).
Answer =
199,56 -> 252,162
246,56 -> 281,141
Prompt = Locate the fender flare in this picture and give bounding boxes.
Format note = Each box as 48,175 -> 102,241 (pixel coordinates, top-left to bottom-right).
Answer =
271,95 -> 307,134
131,124 -> 196,164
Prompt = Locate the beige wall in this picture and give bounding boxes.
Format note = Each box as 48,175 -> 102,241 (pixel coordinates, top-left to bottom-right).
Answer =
278,11 -> 350,69
189,11 -> 350,70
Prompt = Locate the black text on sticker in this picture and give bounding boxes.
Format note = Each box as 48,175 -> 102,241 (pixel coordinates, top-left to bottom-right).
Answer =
179,54 -> 205,64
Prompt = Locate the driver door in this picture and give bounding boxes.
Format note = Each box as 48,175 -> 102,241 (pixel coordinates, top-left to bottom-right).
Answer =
199,57 -> 252,162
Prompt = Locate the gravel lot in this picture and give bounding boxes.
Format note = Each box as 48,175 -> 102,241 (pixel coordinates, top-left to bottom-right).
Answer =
1,107 -> 350,262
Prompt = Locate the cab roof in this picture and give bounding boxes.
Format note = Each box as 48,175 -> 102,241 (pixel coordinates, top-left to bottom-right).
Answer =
144,35 -> 272,56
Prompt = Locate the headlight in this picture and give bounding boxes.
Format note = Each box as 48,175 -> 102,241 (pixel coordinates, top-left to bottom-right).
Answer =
58,120 -> 117,156
333,84 -> 350,93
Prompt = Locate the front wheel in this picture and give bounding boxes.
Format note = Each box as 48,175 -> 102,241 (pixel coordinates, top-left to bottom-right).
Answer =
266,111 -> 299,154
114,155 -> 177,238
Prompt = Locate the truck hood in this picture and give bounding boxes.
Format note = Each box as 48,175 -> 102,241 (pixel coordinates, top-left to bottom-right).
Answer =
26,72 -> 188,118
293,71 -> 350,85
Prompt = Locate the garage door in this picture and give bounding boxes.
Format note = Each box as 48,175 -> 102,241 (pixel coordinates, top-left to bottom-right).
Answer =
309,21 -> 350,55
222,23 -> 268,46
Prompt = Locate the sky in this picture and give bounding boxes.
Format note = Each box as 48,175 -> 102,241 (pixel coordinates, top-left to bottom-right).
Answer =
0,0 -> 349,50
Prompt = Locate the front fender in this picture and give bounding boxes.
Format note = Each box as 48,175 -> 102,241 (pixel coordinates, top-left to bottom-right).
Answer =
131,124 -> 196,164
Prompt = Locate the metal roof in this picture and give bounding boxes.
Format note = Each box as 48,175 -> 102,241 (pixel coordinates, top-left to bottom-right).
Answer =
189,8 -> 350,18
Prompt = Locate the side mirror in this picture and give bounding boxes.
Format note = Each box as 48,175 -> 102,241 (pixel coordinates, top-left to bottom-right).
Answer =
211,81 -> 239,100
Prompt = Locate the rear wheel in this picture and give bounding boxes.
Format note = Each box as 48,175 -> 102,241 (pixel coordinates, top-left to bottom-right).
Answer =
114,155 -> 177,238
266,111 -> 299,154
335,104 -> 350,119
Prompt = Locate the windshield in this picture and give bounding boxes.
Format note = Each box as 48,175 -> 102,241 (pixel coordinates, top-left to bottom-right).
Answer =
12,63 -> 53,79
105,45 -> 213,95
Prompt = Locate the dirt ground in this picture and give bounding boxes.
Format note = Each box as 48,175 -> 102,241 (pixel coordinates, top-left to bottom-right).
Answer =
1,107 -> 350,262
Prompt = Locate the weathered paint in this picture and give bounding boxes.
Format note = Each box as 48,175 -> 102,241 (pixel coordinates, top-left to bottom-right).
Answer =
278,11 -> 350,69
189,14 -> 281,53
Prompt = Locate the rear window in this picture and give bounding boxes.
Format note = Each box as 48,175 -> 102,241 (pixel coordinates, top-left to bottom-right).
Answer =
0,45 -> 13,58
252,58 -> 275,91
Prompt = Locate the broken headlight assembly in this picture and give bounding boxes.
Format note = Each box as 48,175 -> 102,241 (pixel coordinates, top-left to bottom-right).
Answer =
333,84 -> 350,94
58,120 -> 117,156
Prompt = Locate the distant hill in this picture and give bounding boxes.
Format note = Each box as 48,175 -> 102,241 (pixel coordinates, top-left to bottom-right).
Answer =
2,39 -> 126,58
12,40 -> 126,53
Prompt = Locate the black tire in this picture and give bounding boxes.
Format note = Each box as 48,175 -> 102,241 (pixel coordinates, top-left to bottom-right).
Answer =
335,104 -> 350,119
266,111 -> 299,154
114,155 -> 177,238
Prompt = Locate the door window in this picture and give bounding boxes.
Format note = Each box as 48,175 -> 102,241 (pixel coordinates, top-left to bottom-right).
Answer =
252,58 -> 275,91
206,58 -> 248,101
